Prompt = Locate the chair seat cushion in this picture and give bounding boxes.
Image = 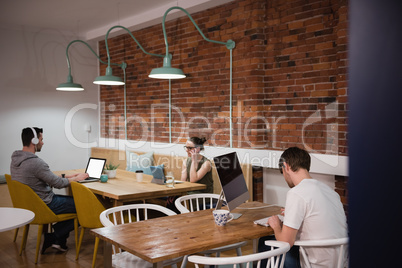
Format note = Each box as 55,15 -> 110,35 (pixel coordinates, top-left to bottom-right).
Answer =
55,213 -> 77,221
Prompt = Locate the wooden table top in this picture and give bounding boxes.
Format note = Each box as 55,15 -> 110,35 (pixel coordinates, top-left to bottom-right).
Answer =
91,201 -> 282,264
54,169 -> 206,205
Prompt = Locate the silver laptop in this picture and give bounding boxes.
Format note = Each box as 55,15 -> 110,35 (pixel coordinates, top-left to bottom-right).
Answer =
80,157 -> 106,183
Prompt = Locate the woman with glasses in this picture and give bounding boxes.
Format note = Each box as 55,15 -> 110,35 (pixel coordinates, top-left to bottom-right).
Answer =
181,137 -> 213,194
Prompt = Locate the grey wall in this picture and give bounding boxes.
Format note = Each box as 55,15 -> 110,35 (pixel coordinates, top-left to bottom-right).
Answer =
0,26 -> 99,173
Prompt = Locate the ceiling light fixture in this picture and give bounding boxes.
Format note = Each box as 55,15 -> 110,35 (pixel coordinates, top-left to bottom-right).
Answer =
96,25 -> 165,85
149,6 -> 236,147
57,40 -> 124,91
149,6 -> 235,80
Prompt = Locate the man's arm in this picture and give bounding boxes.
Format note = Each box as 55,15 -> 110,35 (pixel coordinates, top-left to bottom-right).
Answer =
66,173 -> 88,183
268,215 -> 298,247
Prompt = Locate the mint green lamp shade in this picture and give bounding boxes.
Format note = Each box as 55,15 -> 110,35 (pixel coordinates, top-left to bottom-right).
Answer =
93,66 -> 125,85
56,75 -> 84,91
149,56 -> 186,79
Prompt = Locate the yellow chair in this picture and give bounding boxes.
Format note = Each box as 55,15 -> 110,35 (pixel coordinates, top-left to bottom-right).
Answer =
70,181 -> 106,268
10,180 -> 78,264
5,174 -> 22,242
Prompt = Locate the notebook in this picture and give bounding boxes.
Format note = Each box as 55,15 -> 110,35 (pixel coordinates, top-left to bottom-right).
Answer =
80,157 -> 107,183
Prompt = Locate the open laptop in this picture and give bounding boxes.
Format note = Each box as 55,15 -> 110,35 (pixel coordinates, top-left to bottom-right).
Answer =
80,157 -> 107,183
150,166 -> 166,185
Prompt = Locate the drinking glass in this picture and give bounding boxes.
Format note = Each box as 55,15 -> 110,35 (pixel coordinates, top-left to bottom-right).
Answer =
166,171 -> 175,188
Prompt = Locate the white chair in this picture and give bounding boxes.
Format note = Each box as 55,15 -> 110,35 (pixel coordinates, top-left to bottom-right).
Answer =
99,204 -> 182,268
175,194 -> 248,268
294,237 -> 349,268
175,193 -> 223,213
188,241 -> 290,268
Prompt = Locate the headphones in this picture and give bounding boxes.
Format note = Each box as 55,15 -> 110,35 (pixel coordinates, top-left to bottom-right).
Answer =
29,127 -> 39,145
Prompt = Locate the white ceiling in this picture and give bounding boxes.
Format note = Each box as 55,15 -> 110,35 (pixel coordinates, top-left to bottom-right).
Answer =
0,0 -> 233,40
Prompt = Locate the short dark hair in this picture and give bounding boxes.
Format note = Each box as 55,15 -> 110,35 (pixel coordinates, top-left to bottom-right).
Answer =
279,147 -> 311,173
189,137 -> 207,151
21,127 -> 43,147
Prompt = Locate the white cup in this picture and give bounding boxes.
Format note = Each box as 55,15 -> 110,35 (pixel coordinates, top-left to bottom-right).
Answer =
213,209 -> 233,226
135,170 -> 143,182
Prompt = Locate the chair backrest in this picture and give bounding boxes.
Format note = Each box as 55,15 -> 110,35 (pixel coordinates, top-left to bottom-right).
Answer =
100,204 -> 177,255
70,181 -> 105,229
188,241 -> 290,268
10,180 -> 59,224
100,203 -> 176,227
5,174 -> 19,207
294,237 -> 349,268
175,193 -> 222,213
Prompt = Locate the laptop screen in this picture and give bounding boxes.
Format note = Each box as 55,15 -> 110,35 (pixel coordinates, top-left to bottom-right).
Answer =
85,158 -> 106,179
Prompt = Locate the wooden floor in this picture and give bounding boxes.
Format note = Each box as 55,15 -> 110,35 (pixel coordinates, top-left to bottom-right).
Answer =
0,184 -> 253,267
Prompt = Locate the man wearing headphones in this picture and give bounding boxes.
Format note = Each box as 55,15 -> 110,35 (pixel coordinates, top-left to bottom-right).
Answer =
10,127 -> 89,253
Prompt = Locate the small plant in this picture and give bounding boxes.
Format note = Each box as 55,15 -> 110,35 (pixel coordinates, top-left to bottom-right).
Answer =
105,162 -> 120,170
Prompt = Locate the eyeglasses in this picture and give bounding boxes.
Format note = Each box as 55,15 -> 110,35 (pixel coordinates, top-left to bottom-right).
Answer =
184,146 -> 195,151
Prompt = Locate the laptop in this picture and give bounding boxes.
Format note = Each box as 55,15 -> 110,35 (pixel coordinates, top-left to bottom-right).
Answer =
150,166 -> 166,185
80,157 -> 107,183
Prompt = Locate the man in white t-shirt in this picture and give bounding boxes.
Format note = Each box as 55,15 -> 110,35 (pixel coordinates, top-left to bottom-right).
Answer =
260,147 -> 348,267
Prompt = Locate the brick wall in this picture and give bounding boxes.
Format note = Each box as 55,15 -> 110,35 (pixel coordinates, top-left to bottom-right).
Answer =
98,0 -> 349,206
252,166 -> 264,202
98,0 -> 348,156
335,175 -> 348,215
264,0 -> 348,155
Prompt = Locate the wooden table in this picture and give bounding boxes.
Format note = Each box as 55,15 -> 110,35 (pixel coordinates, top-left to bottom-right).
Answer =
91,201 -> 282,268
54,169 -> 206,206
0,207 -> 35,232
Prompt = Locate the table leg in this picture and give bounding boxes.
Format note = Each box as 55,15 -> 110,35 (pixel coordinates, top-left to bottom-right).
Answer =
253,238 -> 258,253
153,262 -> 163,268
113,199 -> 124,207
251,239 -> 260,268
103,240 -> 113,268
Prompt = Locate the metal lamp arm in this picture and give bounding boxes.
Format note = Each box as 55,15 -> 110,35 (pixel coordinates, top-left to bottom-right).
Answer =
65,39 -> 122,78
162,6 -> 235,57
104,25 -> 165,67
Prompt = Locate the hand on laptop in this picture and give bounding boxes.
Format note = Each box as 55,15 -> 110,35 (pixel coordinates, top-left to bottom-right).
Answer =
68,173 -> 89,182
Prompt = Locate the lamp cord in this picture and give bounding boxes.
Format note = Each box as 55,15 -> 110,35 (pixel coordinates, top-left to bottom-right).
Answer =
161,6 -> 235,147
123,63 -> 127,140
230,48 -> 233,148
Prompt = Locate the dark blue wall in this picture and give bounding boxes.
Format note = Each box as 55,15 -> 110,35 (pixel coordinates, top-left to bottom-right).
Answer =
349,0 -> 402,266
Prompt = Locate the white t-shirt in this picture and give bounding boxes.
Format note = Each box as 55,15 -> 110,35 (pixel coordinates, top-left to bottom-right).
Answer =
284,179 -> 348,268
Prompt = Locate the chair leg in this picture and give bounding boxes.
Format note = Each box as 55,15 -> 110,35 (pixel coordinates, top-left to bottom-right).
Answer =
180,255 -> 188,268
236,247 -> 244,268
76,227 -> 85,260
35,225 -> 44,264
19,224 -> 30,255
92,237 -> 100,268
204,253 -> 212,268
13,228 -> 19,242
74,218 -> 78,255
236,247 -> 242,256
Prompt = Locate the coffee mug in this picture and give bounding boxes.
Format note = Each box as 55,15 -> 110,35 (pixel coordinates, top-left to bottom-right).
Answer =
100,174 -> 108,183
135,170 -> 143,182
213,209 -> 234,226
